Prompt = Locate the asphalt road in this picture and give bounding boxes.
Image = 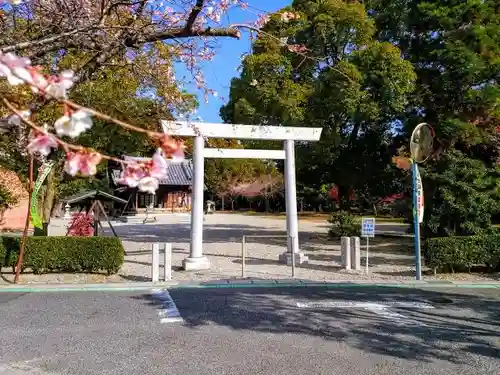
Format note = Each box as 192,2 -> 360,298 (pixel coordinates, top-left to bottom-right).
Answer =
1,286 -> 499,375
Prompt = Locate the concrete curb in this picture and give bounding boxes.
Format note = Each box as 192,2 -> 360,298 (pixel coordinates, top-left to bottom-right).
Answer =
1,279 -> 499,292
0,281 -> 180,293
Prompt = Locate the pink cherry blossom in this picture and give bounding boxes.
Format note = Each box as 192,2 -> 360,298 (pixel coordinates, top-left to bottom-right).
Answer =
160,135 -> 185,158
117,164 -> 146,188
0,51 -> 75,98
45,70 -> 75,99
64,151 -> 102,176
54,110 -> 93,138
7,109 -> 31,126
150,149 -> 168,179
171,144 -> 185,163
138,176 -> 159,195
27,132 -> 58,156
0,52 -> 32,86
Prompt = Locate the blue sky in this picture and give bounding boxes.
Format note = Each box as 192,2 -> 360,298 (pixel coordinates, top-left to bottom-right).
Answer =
175,0 -> 291,123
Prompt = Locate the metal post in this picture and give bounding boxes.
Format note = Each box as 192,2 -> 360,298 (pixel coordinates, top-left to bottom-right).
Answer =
152,243 -> 160,282
163,243 -> 172,281
365,237 -> 369,274
411,162 -> 422,280
241,235 -> 246,278
291,236 -> 296,278
284,140 -> 299,254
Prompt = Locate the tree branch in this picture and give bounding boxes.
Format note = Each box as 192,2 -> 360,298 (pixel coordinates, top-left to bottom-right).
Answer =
185,0 -> 205,32
126,26 -> 241,46
0,28 -> 93,53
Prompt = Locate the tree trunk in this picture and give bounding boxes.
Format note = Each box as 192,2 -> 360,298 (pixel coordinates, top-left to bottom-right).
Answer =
231,199 -> 234,211
221,196 -> 225,211
338,185 -> 350,211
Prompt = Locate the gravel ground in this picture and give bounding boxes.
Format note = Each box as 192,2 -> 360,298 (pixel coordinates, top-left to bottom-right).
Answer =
1,213 -> 499,284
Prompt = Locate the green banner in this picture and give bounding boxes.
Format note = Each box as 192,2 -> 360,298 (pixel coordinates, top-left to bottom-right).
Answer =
30,161 -> 55,229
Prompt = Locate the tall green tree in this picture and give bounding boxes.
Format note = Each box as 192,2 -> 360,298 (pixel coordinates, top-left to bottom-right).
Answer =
366,0 -> 500,235
221,0 -> 415,209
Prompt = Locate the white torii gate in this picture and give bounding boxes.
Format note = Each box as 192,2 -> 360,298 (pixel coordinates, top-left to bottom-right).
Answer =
162,121 -> 323,271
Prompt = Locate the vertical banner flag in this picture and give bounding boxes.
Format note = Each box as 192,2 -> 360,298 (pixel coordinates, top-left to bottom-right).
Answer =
415,165 -> 424,223
30,161 -> 55,229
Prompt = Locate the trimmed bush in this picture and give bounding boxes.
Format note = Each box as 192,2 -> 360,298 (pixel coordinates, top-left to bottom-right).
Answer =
0,236 -> 124,275
424,234 -> 500,273
328,211 -> 361,238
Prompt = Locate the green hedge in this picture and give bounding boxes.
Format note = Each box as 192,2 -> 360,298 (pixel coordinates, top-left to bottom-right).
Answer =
328,211 -> 361,238
424,234 -> 500,272
0,236 -> 124,275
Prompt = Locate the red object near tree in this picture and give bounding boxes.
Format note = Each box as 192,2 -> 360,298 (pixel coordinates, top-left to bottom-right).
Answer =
329,185 -> 339,201
379,193 -> 404,204
329,184 -> 356,201
68,212 -> 94,237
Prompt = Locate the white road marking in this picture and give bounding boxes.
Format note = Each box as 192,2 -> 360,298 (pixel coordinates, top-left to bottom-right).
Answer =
296,300 -> 434,326
0,361 -> 59,374
151,289 -> 184,324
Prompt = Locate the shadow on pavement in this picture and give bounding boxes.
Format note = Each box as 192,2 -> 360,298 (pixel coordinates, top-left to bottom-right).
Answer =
132,285 -> 500,364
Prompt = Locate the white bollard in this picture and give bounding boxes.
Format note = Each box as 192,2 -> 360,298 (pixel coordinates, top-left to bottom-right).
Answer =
351,236 -> 361,270
163,243 -> 172,281
151,243 -> 160,282
341,236 -> 351,270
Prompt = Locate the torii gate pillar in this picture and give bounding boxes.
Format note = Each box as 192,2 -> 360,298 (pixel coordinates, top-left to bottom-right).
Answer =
162,121 -> 323,271
182,134 -> 210,271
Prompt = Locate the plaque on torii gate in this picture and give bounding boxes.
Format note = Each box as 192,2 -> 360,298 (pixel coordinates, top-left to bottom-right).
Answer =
162,121 -> 323,271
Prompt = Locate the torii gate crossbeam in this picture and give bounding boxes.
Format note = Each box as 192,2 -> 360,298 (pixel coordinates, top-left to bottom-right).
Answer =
162,121 -> 323,271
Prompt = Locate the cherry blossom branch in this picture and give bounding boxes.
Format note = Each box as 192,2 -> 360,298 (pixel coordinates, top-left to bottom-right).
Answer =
3,96 -> 181,194
0,27 -> 95,53
0,55 -> 166,139
65,98 -> 162,139
2,97 -> 125,164
0,50 -> 212,159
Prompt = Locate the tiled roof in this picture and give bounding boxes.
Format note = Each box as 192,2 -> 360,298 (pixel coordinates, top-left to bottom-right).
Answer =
112,157 -> 193,186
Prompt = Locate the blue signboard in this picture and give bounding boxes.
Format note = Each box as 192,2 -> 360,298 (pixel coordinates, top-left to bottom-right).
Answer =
361,217 -> 375,238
